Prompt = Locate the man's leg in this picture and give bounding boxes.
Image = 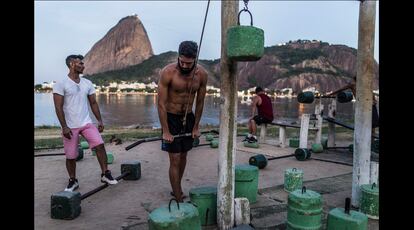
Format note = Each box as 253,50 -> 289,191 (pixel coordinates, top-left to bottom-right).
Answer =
66,159 -> 76,179
81,123 -> 117,184
95,143 -> 108,174
248,118 -> 253,134
179,152 -> 187,181
169,152 -> 183,202
251,119 -> 257,135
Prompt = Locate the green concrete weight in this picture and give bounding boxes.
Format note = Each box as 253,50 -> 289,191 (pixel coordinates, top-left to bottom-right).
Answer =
51,191 -> 81,220
205,134 -> 214,142
243,141 -> 259,148
327,198 -> 368,230
311,143 -> 324,153
360,183 -> 379,219
148,199 -> 201,230
287,187 -> 322,230
226,9 -> 264,61
289,138 -> 300,148
106,152 -> 114,164
79,141 -> 89,149
210,139 -> 219,148
189,186 -> 217,226
235,164 -> 259,203
284,168 -> 303,193
76,147 -> 84,161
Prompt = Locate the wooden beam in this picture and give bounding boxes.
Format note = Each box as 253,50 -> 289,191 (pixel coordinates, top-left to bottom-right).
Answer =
218,1 -> 239,229
351,0 -> 376,208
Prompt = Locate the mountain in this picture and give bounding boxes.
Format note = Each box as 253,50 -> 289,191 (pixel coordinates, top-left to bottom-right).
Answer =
85,40 -> 379,92
82,15 -> 154,75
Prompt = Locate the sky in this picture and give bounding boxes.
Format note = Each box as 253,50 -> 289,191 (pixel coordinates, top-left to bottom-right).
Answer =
35,1 -> 379,84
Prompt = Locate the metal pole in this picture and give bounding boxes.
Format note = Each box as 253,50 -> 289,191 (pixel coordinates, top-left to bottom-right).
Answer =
218,1 -> 238,229
352,0 -> 376,208
80,172 -> 129,200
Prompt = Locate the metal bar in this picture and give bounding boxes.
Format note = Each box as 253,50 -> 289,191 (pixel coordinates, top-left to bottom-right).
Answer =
312,158 -> 353,166
34,153 -> 65,157
268,154 -> 295,161
125,130 -> 219,151
80,172 -> 130,200
34,146 -> 64,151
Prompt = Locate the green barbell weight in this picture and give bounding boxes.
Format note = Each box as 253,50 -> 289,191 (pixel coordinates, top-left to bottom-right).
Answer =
106,152 -> 114,164
79,141 -> 89,150
311,143 -> 323,153
210,139 -> 219,148
76,147 -> 84,161
205,134 -> 214,142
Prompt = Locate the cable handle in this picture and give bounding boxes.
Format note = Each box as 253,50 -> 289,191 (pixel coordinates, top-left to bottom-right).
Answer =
237,9 -> 253,26
169,198 -> 180,212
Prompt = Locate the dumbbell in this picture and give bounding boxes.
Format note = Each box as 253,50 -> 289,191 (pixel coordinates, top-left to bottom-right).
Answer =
50,161 -> 141,220
249,148 -> 311,169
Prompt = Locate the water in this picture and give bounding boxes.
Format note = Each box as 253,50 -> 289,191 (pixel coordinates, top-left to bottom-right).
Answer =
35,93 -> 354,128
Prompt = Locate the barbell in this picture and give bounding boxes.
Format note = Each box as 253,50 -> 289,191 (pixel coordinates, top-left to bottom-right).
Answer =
249,148 -> 353,169
125,130 -> 219,151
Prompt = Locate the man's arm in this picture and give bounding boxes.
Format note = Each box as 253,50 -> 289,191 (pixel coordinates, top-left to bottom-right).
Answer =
53,93 -> 72,139
87,94 -> 104,132
157,68 -> 174,142
192,69 -> 208,138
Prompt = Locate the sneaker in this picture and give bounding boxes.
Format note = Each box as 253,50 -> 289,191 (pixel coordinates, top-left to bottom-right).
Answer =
247,136 -> 257,143
101,170 -> 118,185
64,178 -> 79,192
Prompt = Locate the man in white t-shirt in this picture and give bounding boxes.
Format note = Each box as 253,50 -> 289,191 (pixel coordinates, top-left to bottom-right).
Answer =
53,54 -> 118,192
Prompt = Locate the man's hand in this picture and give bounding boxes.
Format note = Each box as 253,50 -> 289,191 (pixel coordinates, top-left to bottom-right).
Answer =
62,127 -> 73,139
98,121 -> 104,133
192,126 -> 201,139
163,131 -> 174,143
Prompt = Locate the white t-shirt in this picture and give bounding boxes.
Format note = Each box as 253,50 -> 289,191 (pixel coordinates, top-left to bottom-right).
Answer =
53,76 -> 96,129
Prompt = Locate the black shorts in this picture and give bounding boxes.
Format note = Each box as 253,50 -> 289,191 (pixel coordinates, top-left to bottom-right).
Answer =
161,112 -> 195,153
372,104 -> 379,128
252,115 -> 272,126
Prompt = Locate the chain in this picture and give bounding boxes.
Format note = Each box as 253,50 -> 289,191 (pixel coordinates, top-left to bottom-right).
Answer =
243,0 -> 249,10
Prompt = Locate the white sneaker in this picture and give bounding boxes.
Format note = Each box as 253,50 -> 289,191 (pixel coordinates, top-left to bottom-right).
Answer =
64,178 -> 79,192
101,170 -> 118,185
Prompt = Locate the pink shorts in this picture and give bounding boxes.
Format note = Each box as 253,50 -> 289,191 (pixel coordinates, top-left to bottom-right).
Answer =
62,123 -> 104,159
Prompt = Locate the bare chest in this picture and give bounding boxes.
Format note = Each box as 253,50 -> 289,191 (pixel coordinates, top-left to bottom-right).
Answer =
170,74 -> 201,94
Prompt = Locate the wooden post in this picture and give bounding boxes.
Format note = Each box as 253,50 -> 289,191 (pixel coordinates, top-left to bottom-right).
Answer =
299,114 -> 310,149
370,161 -> 379,185
314,98 -> 324,144
234,198 -> 250,226
327,99 -> 337,147
259,124 -> 267,143
279,126 -> 287,148
218,1 -> 238,229
351,0 -> 376,208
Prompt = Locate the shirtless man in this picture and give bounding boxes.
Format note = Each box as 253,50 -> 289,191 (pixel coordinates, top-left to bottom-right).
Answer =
157,41 -> 208,202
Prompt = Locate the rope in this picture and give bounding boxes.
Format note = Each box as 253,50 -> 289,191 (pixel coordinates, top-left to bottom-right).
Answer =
182,0 -> 211,129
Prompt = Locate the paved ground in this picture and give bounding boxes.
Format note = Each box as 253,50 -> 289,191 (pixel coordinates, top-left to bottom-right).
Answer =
35,135 -> 378,229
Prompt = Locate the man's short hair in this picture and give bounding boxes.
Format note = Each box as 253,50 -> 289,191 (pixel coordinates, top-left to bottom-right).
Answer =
178,41 -> 198,59
255,87 -> 263,94
66,54 -> 84,68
